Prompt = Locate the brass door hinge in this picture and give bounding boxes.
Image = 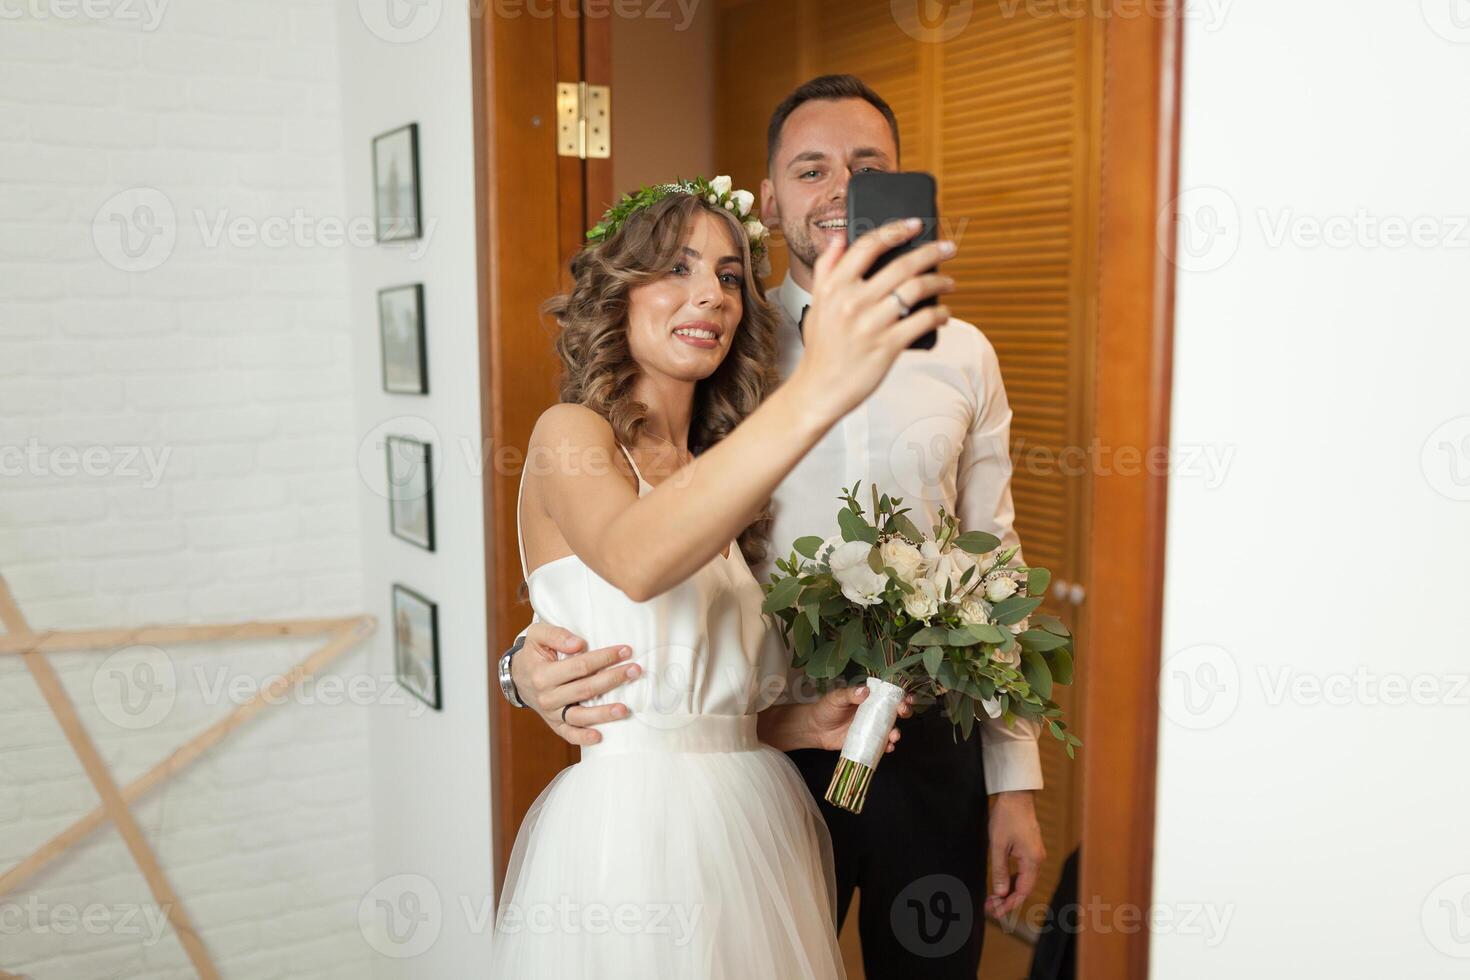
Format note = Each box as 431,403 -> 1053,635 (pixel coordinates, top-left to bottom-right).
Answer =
556,82 -> 610,159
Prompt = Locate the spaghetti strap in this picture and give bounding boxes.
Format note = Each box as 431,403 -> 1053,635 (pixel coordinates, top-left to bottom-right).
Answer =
615,442 -> 648,489
514,464 -> 531,581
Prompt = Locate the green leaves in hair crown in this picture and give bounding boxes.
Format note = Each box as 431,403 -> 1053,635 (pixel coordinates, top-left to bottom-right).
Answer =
585,175 -> 771,274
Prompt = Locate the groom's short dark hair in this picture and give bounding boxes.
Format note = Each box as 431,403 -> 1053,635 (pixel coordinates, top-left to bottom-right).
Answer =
766,74 -> 901,168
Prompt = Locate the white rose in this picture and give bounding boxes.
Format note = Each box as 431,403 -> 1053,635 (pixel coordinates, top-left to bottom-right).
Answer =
902,579 -> 939,621
984,576 -> 1018,603
707,193 -> 718,204
957,597 -> 989,626
992,646 -> 1020,668
880,538 -> 925,584
944,548 -> 977,591
827,540 -> 887,606
1008,616 -> 1030,636
710,175 -> 733,196
730,189 -> 754,217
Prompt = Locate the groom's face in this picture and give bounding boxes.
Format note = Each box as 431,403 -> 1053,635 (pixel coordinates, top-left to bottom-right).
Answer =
761,98 -> 898,274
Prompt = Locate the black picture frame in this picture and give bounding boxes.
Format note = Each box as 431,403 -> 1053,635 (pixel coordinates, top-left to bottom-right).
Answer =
372,122 -> 422,243
386,435 -> 435,552
392,584 -> 441,711
378,283 -> 428,394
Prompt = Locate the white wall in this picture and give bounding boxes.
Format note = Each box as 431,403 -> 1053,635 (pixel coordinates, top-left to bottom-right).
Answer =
1154,3 -> 1470,977
333,5 -> 495,978
0,3 -> 375,977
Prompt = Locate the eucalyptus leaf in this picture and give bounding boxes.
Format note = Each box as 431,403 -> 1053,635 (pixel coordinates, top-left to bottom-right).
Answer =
1020,650 -> 1053,700
793,613 -> 814,657
838,507 -> 877,544
953,531 -> 1001,554
1032,613 -> 1071,638
1026,567 -> 1052,597
990,594 -> 1043,626
793,535 -> 825,559
891,512 -> 924,543
819,595 -> 848,616
867,546 -> 884,574
761,575 -> 803,614
804,603 -> 821,635
1017,628 -> 1070,652
923,645 -> 943,677
909,626 -> 949,647
852,642 -> 885,673
1046,646 -> 1074,686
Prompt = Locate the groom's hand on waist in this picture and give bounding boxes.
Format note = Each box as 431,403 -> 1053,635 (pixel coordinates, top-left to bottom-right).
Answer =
515,622 -> 641,746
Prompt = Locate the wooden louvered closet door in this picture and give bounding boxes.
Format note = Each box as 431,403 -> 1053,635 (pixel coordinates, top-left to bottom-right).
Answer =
716,0 -> 1100,965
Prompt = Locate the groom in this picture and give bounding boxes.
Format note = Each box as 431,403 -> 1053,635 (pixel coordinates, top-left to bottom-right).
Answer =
499,74 -> 1045,977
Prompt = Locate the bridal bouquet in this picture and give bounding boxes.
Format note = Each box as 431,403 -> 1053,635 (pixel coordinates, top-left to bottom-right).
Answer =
761,483 -> 1080,813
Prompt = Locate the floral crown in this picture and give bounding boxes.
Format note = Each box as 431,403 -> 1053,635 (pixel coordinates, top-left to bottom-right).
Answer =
585,174 -> 771,276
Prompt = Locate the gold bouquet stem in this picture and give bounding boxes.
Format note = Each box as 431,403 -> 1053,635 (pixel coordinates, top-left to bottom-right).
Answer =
825,756 -> 877,813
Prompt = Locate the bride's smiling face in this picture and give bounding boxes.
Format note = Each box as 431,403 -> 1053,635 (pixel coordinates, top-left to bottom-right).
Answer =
625,209 -> 745,384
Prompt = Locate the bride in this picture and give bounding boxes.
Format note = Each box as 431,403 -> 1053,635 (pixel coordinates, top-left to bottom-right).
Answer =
490,176 -> 953,978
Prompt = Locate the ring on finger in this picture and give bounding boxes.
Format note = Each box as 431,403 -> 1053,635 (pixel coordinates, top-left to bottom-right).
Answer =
561,702 -> 580,724
889,289 -> 912,319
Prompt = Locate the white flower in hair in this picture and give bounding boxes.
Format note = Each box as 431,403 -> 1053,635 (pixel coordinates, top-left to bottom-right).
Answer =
730,189 -> 755,217
710,175 -> 733,196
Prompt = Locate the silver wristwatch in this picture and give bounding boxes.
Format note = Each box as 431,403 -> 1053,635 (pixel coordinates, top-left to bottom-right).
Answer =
499,635 -> 527,708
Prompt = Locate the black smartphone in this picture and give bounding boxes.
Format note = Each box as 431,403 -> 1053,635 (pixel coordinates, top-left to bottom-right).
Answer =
846,170 -> 941,350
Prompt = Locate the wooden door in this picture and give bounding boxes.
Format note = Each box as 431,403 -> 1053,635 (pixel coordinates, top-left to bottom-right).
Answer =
475,2 -> 613,885
715,0 -> 1101,966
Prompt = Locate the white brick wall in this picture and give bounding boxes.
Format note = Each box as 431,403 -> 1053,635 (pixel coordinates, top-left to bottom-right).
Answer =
1,4 -> 377,977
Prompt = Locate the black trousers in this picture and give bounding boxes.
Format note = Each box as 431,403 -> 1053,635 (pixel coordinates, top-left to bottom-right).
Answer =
788,705 -> 990,979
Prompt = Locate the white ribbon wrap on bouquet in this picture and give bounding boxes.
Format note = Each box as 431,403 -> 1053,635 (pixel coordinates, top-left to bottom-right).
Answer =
837,677 -> 906,769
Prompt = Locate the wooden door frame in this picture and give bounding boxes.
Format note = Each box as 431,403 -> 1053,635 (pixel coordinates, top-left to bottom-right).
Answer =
475,2 -> 1185,963
1077,3 -> 1183,978
474,4 -> 614,886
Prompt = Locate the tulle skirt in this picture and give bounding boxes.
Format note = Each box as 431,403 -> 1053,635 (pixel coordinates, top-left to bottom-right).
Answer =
489,714 -> 845,979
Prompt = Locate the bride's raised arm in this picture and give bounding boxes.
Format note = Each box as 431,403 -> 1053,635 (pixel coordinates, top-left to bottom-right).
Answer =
526,221 -> 954,602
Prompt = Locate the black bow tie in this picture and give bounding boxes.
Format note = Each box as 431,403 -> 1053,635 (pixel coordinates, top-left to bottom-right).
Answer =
798,304 -> 809,343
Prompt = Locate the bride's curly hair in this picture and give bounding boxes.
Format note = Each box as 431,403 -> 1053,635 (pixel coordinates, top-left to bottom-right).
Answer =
542,191 -> 780,566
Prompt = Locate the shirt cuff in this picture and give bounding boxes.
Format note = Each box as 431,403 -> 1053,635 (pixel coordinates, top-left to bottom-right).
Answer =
980,715 -> 1044,793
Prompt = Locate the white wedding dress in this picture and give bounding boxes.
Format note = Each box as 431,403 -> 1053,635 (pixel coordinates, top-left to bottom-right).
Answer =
489,443 -> 845,979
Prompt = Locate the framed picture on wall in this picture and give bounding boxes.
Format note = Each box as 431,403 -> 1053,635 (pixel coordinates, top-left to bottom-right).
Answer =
392,584 -> 440,711
386,435 -> 435,551
379,284 -> 428,394
373,122 -> 421,242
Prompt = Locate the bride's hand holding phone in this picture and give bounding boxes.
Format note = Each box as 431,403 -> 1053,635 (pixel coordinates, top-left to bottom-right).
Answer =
787,218 -> 956,425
